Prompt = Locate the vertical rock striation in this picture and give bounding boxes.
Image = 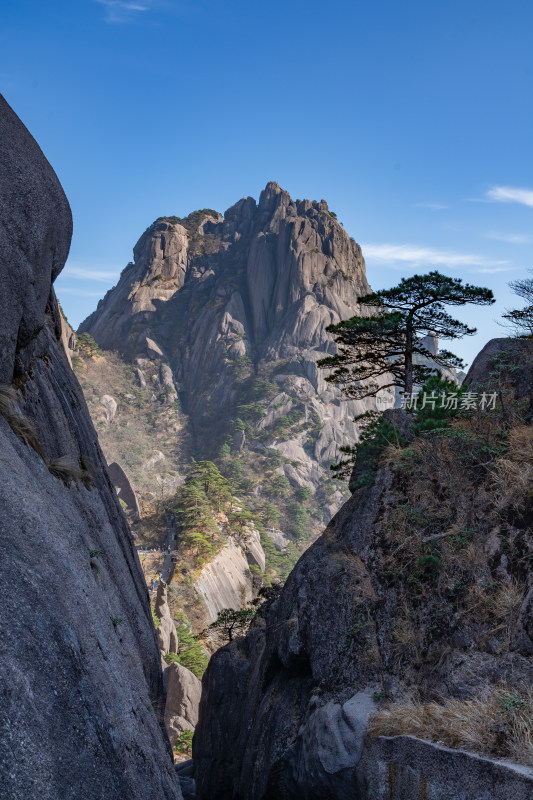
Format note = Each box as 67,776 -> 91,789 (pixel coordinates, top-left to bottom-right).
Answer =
0,95 -> 181,800
80,182 -> 395,520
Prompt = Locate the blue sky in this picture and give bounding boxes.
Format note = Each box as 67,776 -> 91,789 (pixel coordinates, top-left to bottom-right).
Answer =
2,0 -> 532,367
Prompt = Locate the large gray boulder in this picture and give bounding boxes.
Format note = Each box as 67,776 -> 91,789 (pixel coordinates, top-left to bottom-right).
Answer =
164,662 -> 202,747
0,95 -> 181,800
0,97 -> 71,384
155,580 -> 179,655
464,337 -> 516,388
108,460 -> 141,520
194,539 -> 255,623
464,336 -> 533,408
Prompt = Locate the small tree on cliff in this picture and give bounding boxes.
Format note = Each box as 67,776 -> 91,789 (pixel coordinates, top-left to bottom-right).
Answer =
77,332 -> 101,358
503,268 -> 533,336
208,608 -> 255,643
318,271 -> 495,398
187,460 -> 232,510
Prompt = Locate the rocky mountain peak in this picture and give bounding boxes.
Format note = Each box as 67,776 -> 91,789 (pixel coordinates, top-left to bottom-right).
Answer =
79,183 -> 392,527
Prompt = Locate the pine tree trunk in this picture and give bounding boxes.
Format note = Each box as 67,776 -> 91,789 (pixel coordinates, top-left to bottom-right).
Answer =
405,319 -> 414,395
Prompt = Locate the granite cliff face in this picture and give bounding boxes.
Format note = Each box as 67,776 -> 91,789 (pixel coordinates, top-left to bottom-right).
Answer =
0,96 -> 181,799
80,183 -> 394,523
193,344 -> 533,799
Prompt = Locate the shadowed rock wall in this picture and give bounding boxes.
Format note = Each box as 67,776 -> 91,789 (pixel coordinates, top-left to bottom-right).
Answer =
0,95 -> 181,799
193,403 -> 533,799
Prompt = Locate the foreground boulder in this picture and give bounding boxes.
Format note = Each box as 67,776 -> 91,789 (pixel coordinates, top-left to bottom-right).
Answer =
0,95 -> 181,799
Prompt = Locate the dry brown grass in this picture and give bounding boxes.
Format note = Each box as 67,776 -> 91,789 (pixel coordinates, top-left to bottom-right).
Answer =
489,426 -> 533,511
47,456 -> 93,488
368,688 -> 533,766
491,461 -> 533,510
390,604 -> 418,653
491,581 -> 526,624
0,385 -> 43,456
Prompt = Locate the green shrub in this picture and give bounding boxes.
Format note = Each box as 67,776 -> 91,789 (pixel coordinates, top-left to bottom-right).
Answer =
77,333 -> 101,358
294,486 -> 312,502
345,411 -> 405,491
412,375 -> 467,433
287,501 -> 309,541
174,729 -> 194,756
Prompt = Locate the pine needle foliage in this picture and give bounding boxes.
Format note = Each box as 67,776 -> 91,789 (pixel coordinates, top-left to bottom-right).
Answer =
503,268 -> 533,336
164,612 -> 208,678
318,271 -> 494,398
170,460 -> 232,565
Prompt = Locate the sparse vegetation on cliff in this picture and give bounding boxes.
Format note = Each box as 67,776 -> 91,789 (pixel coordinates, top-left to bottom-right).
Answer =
368,688 -> 533,766
164,612 -> 208,678
0,385 -> 43,456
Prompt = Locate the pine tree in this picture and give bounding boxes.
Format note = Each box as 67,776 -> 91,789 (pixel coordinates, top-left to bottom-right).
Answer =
77,332 -> 101,358
208,608 -> 255,643
288,500 -> 309,541
227,506 -> 258,546
175,482 -> 216,537
172,480 -> 219,563
164,613 -> 208,678
261,501 -> 280,527
503,269 -> 533,336
188,460 -> 232,510
318,271 -> 494,398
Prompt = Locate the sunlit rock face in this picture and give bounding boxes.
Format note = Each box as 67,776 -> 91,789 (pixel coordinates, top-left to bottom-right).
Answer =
0,94 -> 182,800
80,182 -> 394,520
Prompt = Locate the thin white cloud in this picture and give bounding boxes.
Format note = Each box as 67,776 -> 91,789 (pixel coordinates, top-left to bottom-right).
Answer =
473,267 -> 512,274
94,0 -> 149,22
60,265 -> 119,282
486,186 -> 533,208
55,288 -> 108,297
484,232 -> 533,244
414,202 -> 448,210
362,243 -> 509,271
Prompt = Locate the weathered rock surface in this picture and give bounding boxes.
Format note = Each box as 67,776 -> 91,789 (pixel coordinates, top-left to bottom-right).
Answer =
245,527 -> 266,572
465,336 -> 533,410
175,761 -> 196,800
194,538 -> 256,623
264,527 -> 291,551
164,662 -> 203,746
464,337 -> 512,388
154,588 -> 202,750
0,95 -> 181,800
101,393 -> 118,423
59,313 -> 77,367
357,736 -> 533,800
193,398 -> 533,799
108,460 -> 141,519
80,183 -> 394,520
156,580 -> 179,655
